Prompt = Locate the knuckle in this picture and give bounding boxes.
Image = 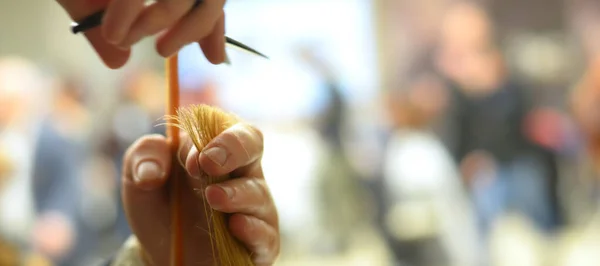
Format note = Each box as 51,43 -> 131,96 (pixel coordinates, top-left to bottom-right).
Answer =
251,228 -> 277,265
250,179 -> 270,202
221,126 -> 251,158
221,128 -> 241,145
237,178 -> 270,213
260,229 -> 279,264
266,229 -> 278,251
245,123 -> 264,151
233,123 -> 264,157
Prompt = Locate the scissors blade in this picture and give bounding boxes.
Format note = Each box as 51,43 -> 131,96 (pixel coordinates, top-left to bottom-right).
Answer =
225,37 -> 268,59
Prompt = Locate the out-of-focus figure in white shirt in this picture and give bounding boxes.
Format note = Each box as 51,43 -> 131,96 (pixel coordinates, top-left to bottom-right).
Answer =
382,72 -> 480,266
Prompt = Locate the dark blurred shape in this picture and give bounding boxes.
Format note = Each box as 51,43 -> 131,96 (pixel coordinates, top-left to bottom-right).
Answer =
488,0 -> 564,39
297,45 -> 345,150
296,45 -> 372,255
435,1 -> 562,237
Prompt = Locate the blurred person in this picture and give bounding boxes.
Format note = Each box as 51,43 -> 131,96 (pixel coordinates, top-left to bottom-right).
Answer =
104,125 -> 279,265
0,57 -> 50,253
434,2 -> 561,238
101,68 -> 166,243
296,46 -> 373,255
382,72 -> 480,266
30,75 -> 94,264
111,68 -> 166,146
297,46 -> 345,151
435,2 -> 531,164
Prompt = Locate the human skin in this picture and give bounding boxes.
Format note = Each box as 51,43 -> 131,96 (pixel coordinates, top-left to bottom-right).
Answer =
122,124 -> 280,265
56,0 -> 227,69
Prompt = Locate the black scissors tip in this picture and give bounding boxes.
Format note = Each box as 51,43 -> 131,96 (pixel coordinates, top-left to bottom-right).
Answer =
71,10 -> 105,34
225,37 -> 269,59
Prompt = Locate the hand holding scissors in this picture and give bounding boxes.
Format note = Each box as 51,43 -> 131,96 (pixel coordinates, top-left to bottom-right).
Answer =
57,0 -> 265,69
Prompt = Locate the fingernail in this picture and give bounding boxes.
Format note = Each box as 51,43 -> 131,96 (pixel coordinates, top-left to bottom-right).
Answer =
203,147 -> 228,167
134,160 -> 163,183
217,185 -> 235,199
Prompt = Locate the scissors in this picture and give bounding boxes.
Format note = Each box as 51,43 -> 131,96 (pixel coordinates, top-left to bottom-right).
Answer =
71,10 -> 268,60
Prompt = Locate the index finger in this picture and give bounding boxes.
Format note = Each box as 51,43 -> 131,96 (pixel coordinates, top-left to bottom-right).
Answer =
57,0 -> 131,69
183,123 -> 264,178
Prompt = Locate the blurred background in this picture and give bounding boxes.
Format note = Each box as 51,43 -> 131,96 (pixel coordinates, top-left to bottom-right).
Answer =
1,0 -> 600,265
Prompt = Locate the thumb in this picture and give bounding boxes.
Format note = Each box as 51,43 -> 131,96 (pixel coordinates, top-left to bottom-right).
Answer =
121,135 -> 171,260
57,0 -> 131,69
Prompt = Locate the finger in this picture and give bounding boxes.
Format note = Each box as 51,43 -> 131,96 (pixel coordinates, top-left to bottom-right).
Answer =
101,0 -> 145,45
57,1 -> 131,69
121,135 -> 173,266
204,177 -> 277,227
83,29 -> 132,69
120,0 -> 197,49
155,0 -> 225,57
184,123 -> 264,178
199,14 -> 226,64
229,214 -> 280,266
123,134 -> 171,191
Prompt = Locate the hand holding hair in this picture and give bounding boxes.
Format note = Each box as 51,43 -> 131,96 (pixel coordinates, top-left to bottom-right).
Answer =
120,112 -> 279,265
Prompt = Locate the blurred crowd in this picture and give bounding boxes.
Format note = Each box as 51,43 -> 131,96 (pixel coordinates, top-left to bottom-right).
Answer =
2,0 -> 600,266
